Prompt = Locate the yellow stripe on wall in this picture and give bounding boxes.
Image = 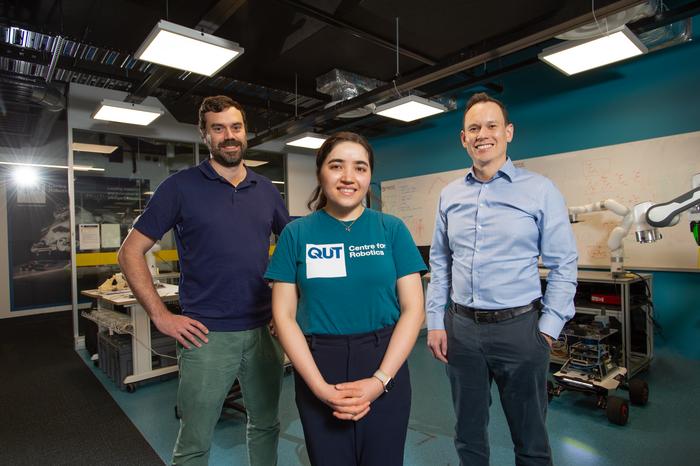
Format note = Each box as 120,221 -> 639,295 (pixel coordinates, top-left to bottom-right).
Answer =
75,246 -> 275,267
75,249 -> 179,267
75,252 -> 119,267
155,249 -> 179,262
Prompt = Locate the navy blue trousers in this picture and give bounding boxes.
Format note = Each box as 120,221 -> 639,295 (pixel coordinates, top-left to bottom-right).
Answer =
294,325 -> 411,466
445,307 -> 552,466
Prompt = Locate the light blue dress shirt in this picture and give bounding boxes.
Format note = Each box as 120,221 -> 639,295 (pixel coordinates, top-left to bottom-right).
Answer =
426,158 -> 578,338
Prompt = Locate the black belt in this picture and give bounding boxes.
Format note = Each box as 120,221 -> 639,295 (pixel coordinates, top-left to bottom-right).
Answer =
452,301 -> 538,324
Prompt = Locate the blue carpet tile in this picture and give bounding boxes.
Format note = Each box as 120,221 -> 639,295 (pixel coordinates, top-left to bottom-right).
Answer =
80,335 -> 700,466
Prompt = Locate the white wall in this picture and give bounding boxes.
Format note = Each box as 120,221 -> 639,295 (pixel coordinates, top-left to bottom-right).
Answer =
254,139 -> 317,217
286,152 -> 316,217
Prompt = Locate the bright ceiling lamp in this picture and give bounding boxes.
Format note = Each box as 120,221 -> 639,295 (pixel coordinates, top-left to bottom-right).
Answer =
285,132 -> 328,150
375,95 -> 447,122
12,166 -> 39,187
92,99 -> 164,126
72,142 -> 118,154
135,20 -> 244,76
539,26 -> 647,76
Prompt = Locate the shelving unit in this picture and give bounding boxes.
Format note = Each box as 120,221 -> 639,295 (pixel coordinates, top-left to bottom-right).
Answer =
541,269 -> 653,378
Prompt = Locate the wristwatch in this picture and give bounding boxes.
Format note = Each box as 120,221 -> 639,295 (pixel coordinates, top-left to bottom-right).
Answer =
372,369 -> 395,393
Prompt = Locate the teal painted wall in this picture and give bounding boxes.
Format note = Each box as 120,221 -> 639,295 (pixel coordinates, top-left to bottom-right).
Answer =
370,35 -> 700,358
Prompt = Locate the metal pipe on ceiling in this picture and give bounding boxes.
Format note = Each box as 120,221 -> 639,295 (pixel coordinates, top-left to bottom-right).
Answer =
45,35 -> 64,83
248,0 -> 646,147
629,0 -> 700,33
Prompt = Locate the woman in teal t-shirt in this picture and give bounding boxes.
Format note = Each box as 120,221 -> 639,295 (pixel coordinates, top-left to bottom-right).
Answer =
265,132 -> 426,466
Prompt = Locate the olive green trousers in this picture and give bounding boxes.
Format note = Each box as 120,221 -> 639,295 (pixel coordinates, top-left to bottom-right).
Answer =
172,326 -> 284,466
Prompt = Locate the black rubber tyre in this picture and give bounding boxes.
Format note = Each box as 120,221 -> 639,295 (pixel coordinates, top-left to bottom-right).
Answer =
126,383 -> 136,393
629,379 -> 649,406
606,396 -> 629,426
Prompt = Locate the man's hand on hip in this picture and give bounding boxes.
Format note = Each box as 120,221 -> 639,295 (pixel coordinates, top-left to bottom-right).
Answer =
153,312 -> 209,349
427,330 -> 448,363
540,332 -> 554,349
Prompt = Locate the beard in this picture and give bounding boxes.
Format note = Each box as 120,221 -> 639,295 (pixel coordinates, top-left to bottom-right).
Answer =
210,139 -> 246,167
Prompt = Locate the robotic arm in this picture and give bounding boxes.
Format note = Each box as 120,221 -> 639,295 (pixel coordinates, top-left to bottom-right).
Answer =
568,199 -> 633,276
633,173 -> 700,246
568,173 -> 700,276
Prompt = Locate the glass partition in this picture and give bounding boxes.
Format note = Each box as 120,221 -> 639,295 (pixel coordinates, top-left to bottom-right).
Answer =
71,130 -> 287,298
2,117 -> 286,317
71,130 -> 198,296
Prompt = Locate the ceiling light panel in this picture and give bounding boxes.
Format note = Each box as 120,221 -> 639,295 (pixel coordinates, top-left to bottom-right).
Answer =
539,26 -> 647,76
135,20 -> 244,76
375,95 -> 447,122
92,99 -> 164,126
285,132 -> 328,150
71,143 -> 118,154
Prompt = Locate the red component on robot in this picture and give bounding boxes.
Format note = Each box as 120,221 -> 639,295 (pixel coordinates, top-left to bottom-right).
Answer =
591,294 -> 621,305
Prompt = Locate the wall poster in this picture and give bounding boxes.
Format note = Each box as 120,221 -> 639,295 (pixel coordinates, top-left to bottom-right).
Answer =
7,172 -> 148,311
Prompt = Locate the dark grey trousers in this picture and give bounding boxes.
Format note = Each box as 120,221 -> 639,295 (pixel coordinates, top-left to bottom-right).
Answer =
445,306 -> 552,466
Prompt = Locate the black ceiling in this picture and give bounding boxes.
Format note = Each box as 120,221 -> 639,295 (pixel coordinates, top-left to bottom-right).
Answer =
1,0 -> 699,147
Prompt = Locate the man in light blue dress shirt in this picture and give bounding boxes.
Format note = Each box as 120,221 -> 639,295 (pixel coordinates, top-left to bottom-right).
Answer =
426,93 -> 578,466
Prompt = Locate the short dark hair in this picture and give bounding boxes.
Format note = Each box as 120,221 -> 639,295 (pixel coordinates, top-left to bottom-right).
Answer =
307,131 -> 374,211
198,95 -> 247,136
463,92 -> 510,126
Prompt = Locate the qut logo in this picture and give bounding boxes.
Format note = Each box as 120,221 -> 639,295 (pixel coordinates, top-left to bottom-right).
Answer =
306,243 -> 346,279
307,245 -> 343,259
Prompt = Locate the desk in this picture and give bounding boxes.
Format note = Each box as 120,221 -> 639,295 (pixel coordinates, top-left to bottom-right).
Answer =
82,283 -> 179,390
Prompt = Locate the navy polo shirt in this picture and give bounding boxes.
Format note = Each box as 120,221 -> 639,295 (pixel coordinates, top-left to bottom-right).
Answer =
133,159 -> 290,331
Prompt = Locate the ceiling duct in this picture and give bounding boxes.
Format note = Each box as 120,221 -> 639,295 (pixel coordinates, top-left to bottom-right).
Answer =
556,0 -> 658,40
0,76 -> 66,148
555,0 -> 691,55
30,83 -> 65,112
637,17 -> 692,52
317,69 -> 383,118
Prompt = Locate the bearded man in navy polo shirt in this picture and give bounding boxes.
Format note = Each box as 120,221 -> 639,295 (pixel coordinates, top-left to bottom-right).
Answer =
119,95 -> 290,466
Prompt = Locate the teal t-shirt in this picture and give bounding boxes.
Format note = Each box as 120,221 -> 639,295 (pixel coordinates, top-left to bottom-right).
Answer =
265,208 -> 426,335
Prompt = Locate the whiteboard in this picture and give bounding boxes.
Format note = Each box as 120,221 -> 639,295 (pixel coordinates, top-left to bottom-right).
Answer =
381,168 -> 466,246
380,130 -> 700,271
